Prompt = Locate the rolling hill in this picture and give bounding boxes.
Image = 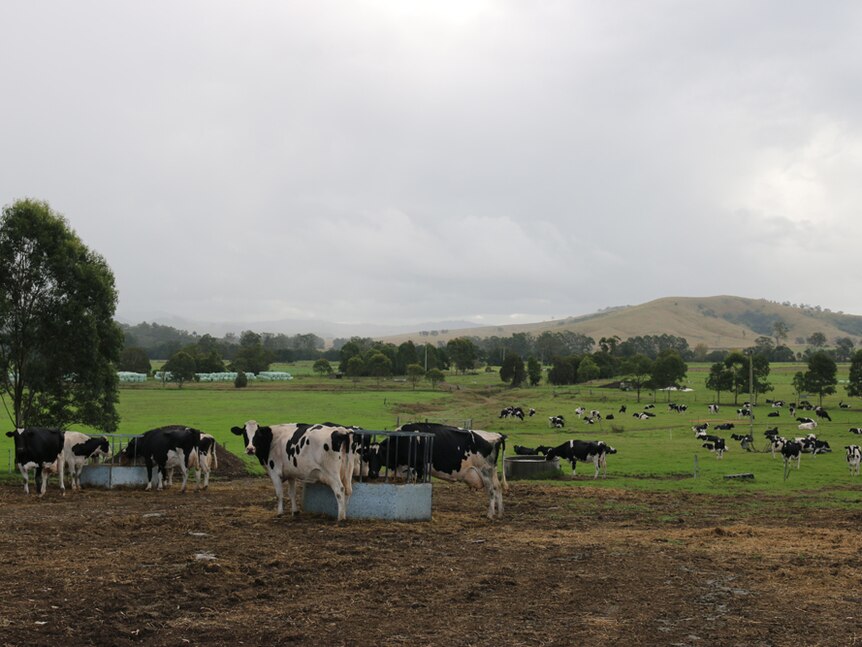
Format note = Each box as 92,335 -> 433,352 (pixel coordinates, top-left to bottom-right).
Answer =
382,296 -> 862,351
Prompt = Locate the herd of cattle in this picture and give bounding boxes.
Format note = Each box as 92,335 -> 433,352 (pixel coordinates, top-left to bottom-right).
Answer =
6,397 -> 861,521
5,422 -> 510,520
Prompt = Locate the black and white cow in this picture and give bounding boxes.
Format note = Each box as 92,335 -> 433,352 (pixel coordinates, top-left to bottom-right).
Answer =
119,426 -> 202,492
849,428 -> 862,435
845,445 -> 861,475
619,405 -> 627,414
376,422 -> 507,518
545,440 -> 617,479
781,440 -> 803,469
231,421 -> 353,520
730,433 -> 754,452
692,423 -> 709,435
549,415 -> 565,428
714,423 -> 735,431
708,404 -> 720,414
62,431 -> 111,491
5,428 -> 66,496
702,438 -> 727,459
166,433 -> 218,490
513,445 -> 540,455
814,406 -> 832,422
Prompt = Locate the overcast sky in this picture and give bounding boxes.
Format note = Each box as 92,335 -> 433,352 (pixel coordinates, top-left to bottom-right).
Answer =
2,1 -> 861,328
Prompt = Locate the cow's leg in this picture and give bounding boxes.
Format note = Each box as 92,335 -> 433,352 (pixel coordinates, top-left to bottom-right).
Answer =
36,467 -> 46,497
797,454 -> 801,469
178,463 -> 189,493
571,460 -> 577,479
267,469 -> 285,515
197,466 -> 205,490
57,455 -> 65,495
312,472 -> 347,521
488,468 -> 504,517
145,461 -> 155,491
165,467 -> 173,488
18,464 -> 30,494
593,457 -> 600,479
286,478 -> 299,516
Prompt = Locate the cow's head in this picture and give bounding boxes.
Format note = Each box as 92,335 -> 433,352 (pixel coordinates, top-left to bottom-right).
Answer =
118,437 -> 140,466
230,421 -> 273,466
93,437 -> 112,459
5,429 -> 25,461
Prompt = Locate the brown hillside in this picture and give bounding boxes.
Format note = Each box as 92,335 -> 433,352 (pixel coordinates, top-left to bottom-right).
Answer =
382,295 -> 862,351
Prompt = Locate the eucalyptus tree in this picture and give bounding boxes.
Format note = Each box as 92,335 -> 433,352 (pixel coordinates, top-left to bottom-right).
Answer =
0,199 -> 122,430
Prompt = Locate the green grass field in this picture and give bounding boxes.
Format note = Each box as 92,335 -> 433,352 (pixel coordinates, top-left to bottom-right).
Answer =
4,361 -> 862,504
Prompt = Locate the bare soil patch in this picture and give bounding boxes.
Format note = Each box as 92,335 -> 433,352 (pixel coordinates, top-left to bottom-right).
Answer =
0,477 -> 859,646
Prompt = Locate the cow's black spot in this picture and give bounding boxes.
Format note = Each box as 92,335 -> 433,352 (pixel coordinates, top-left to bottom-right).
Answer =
323,443 -> 329,452
269,459 -> 275,469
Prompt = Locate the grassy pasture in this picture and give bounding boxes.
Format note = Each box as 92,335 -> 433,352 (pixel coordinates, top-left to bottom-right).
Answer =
3,361 -> 862,505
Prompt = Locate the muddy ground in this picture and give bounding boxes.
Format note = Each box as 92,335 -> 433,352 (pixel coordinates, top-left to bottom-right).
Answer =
0,474 -> 860,647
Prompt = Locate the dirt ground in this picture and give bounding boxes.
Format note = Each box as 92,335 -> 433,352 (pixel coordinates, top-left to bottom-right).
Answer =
0,473 -> 860,647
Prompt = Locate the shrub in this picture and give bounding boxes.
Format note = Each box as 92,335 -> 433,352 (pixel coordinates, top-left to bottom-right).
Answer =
234,371 -> 248,388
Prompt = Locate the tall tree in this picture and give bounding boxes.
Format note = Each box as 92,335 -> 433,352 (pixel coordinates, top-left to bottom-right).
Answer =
705,362 -> 733,404
446,337 -> 478,374
772,320 -> 789,347
119,347 -> 152,375
834,337 -> 855,362
406,363 -> 425,390
500,352 -> 526,387
807,331 -> 827,349
620,354 -> 653,403
163,350 -> 196,388
527,357 -> 542,387
845,350 -> 862,398
577,356 -> 600,383
800,350 -> 838,406
651,350 -> 688,400
0,199 -> 123,430
231,331 -> 271,373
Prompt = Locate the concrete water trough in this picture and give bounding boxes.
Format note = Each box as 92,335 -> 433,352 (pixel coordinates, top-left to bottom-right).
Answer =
504,455 -> 561,480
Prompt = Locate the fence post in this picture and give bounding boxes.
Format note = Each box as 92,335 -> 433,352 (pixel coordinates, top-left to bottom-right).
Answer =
693,454 -> 699,479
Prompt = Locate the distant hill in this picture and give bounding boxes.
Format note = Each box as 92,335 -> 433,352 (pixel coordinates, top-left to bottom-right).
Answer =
381,296 -> 862,350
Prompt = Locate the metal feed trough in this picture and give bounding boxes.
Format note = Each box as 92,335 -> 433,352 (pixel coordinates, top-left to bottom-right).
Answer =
79,433 -> 150,488
302,429 -> 435,521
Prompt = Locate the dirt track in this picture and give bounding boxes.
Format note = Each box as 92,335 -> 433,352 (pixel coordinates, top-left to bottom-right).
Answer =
0,476 -> 860,647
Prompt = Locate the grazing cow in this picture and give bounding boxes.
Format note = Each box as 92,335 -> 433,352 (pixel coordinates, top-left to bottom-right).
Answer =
714,423 -> 735,431
381,422 -> 506,518
840,401 -> 851,409
5,428 -> 66,496
702,437 -> 727,458
119,426 -> 202,492
781,440 -> 803,469
814,407 -> 832,422
528,408 -> 536,417
634,412 -> 650,420
535,445 -> 553,456
514,445 -> 540,455
549,415 -> 566,428
708,404 -> 720,414
697,433 -> 723,444
231,421 -> 353,520
545,440 -> 617,479
619,405 -> 627,414
62,431 -> 111,491
692,423 -> 709,435
575,407 -> 586,418
849,428 -> 862,435
669,403 -> 687,413
499,406 -> 525,420
845,445 -> 861,475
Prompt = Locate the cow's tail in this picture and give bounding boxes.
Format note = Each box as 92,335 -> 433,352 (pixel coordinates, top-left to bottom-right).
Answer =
211,441 -> 218,470
498,434 -> 509,492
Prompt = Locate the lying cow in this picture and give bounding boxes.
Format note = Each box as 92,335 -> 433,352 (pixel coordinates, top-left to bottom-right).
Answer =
231,421 -> 353,520
62,431 -> 111,491
545,440 -> 617,479
5,428 -> 66,496
119,426 -> 202,492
